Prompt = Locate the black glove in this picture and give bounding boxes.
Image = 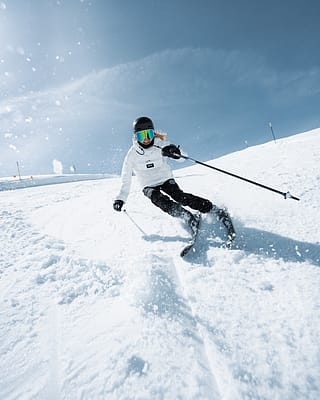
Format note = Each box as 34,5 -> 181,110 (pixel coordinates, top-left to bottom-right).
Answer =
161,144 -> 181,159
113,199 -> 124,212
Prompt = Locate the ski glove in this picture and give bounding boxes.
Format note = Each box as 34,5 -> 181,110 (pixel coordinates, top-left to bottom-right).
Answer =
162,144 -> 181,159
113,199 -> 124,212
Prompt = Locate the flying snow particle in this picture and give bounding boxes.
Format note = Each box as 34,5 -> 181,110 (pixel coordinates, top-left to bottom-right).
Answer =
53,159 -> 63,175
9,144 -> 19,153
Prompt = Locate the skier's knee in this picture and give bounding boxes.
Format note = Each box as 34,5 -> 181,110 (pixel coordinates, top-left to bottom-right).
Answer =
143,186 -> 155,199
199,199 -> 213,213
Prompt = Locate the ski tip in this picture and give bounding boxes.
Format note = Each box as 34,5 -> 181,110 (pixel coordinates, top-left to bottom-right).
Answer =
180,243 -> 195,257
228,232 -> 236,240
225,233 -> 236,249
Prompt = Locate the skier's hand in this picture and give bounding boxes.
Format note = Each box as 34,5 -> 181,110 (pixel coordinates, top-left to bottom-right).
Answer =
113,199 -> 124,212
162,144 -> 181,159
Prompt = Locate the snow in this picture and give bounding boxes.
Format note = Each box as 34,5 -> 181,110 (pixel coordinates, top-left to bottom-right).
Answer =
1,128 -> 320,399
0,173 -> 113,191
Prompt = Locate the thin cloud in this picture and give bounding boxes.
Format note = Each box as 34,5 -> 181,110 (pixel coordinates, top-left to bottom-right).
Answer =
1,47 -> 319,117
1,47 -> 319,176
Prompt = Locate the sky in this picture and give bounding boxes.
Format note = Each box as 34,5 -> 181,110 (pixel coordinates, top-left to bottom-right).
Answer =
1,129 -> 320,398
1,0 -> 320,177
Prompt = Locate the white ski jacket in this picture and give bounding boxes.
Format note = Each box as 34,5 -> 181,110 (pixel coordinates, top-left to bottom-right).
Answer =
116,136 -> 180,202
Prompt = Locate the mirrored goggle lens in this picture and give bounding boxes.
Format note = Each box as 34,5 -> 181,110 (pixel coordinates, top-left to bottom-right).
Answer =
136,129 -> 154,142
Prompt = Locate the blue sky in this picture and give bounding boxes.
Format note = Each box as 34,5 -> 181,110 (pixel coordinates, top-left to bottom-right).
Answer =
1,0 -> 320,176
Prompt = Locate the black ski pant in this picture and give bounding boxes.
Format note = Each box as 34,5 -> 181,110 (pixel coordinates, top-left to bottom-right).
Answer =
143,178 -> 213,217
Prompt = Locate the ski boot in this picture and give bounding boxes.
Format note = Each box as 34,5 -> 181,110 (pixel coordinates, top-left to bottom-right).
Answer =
215,207 -> 236,247
180,209 -> 200,236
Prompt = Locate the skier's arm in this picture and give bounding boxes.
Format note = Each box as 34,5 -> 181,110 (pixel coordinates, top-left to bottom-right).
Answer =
115,151 -> 134,203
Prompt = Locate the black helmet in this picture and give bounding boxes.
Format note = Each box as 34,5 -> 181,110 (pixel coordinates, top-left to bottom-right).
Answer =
133,116 -> 154,133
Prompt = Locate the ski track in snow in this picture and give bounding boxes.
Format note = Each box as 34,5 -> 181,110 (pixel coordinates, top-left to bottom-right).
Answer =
1,130 -> 320,399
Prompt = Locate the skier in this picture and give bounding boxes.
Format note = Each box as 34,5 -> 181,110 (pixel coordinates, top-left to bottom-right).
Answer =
113,116 -> 234,237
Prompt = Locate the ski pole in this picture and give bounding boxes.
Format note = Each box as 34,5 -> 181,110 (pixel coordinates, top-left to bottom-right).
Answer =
155,145 -> 300,200
178,153 -> 300,201
123,209 -> 147,235
154,142 -> 300,201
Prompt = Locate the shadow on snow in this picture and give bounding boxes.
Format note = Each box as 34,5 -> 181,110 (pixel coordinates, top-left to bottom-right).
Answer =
182,218 -> 320,267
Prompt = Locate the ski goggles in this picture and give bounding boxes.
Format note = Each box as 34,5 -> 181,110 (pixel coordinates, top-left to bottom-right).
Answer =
136,129 -> 154,142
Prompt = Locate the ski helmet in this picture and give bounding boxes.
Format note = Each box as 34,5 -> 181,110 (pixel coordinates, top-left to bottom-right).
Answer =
133,116 -> 154,133
133,116 -> 155,148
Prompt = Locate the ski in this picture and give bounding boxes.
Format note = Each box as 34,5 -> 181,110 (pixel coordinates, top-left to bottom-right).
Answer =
180,214 -> 201,257
180,208 -> 236,257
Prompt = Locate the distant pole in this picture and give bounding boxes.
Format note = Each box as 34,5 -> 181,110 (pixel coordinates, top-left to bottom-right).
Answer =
16,161 -> 21,180
269,121 -> 277,143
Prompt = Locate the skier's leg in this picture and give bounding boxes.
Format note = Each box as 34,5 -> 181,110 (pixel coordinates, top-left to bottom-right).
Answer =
143,185 -> 189,217
143,185 -> 198,233
161,179 -> 213,213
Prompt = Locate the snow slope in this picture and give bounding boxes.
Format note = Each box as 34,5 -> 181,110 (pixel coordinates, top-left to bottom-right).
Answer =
1,129 -> 320,400
0,173 -> 112,192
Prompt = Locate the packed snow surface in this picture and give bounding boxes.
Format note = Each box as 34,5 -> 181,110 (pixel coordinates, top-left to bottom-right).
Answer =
1,129 -> 320,399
